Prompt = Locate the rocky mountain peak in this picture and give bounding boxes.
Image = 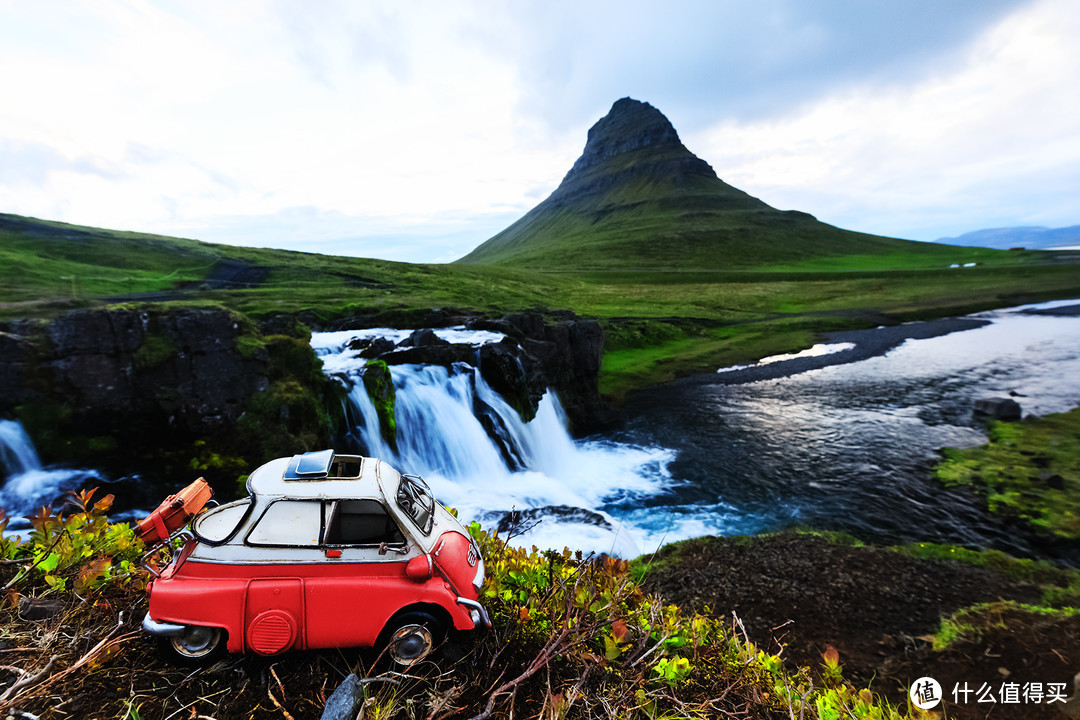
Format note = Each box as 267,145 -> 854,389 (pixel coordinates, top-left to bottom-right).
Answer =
567,97 -> 699,176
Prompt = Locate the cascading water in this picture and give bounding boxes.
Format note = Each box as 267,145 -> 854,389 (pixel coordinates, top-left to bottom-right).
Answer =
312,328 -> 678,555
0,419 -> 103,527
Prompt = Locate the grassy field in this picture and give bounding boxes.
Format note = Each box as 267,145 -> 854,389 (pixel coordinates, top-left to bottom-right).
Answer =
4,212 -> 1080,399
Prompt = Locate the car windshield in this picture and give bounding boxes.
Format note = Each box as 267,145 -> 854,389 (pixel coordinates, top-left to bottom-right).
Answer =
396,475 -> 434,535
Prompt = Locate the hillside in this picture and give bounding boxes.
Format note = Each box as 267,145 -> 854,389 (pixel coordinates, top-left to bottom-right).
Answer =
936,224 -> 1080,251
456,98 -> 972,271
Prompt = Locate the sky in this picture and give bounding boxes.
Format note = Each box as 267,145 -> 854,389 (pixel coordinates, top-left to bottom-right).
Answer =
1,0 -> 1078,263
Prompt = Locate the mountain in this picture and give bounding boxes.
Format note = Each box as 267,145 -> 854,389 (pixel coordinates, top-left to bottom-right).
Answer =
456,98 -> 947,270
936,225 -> 1080,251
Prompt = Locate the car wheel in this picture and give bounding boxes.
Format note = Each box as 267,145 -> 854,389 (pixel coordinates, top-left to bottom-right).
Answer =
381,612 -> 445,667
157,624 -> 226,666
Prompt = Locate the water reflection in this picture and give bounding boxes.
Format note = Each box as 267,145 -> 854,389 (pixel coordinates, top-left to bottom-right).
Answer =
613,301 -> 1080,560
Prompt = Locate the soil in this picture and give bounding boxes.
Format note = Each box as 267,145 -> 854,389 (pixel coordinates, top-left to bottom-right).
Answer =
641,533 -> 1080,720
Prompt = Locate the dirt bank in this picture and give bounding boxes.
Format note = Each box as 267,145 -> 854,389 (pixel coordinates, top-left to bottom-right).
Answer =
641,532 -> 1080,719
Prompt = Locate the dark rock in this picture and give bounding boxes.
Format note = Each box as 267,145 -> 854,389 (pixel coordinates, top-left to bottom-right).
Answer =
18,596 -> 67,620
974,397 -> 1022,421
477,339 -> 544,423
1042,473 -> 1066,491
347,337 -> 396,358
503,313 -> 608,432
379,344 -> 476,368
0,326 -> 35,407
320,673 -> 363,720
495,505 -> 613,536
0,307 -> 336,480
402,328 -> 449,347
559,98 -> 716,187
27,308 -> 267,434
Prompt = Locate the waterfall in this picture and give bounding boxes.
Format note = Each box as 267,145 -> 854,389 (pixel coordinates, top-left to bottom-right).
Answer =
312,329 -> 677,555
0,419 -> 102,524
0,420 -> 42,477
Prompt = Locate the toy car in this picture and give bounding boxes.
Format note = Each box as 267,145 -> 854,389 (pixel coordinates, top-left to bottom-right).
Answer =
139,450 -> 488,666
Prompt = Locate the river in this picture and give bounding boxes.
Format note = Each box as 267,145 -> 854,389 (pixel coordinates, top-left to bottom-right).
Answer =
2,300 -> 1079,558
612,300 -> 1080,559
310,299 -> 1080,559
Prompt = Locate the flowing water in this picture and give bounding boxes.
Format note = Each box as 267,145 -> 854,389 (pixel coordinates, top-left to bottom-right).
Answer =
314,300 -> 1080,559
313,329 -> 671,556
0,419 -> 104,529
3,300 -> 1078,556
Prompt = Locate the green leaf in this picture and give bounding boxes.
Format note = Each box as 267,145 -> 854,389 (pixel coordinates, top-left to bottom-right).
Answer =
38,551 -> 60,573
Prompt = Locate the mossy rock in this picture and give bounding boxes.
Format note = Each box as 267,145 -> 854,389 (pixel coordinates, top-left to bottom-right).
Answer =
133,332 -> 176,370
362,360 -> 397,450
934,408 -> 1080,540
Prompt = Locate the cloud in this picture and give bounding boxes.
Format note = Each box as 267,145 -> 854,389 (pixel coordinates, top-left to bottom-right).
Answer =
688,0 -> 1080,240
503,0 -> 1032,133
164,206 -> 523,263
0,140 -> 123,185
0,0 -> 1075,259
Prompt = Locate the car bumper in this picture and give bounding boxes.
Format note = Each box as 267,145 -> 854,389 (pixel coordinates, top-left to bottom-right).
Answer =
456,597 -> 491,629
141,612 -> 186,637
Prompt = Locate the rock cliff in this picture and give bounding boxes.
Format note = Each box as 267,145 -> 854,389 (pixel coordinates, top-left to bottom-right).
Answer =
0,308 -> 337,481
0,305 -> 608,480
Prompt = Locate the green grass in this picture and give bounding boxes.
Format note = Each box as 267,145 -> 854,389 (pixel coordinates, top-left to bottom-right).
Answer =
0,214 -> 225,302
4,212 -> 1080,399
932,600 -> 1080,651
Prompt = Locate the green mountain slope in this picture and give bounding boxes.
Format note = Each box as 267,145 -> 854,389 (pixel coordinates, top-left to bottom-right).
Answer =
456,98 -> 968,270
0,213 -> 231,302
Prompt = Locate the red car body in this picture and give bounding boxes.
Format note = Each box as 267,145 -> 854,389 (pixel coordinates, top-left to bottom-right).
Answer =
141,451 -> 487,664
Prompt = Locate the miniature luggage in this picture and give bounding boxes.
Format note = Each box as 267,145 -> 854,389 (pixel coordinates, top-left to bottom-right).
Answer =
136,477 -> 213,544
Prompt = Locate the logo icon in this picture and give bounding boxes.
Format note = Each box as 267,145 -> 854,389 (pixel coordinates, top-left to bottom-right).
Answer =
910,677 -> 942,709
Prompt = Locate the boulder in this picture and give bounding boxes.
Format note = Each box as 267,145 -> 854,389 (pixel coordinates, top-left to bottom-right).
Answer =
320,673 -> 363,720
974,397 -> 1022,421
402,328 -> 450,347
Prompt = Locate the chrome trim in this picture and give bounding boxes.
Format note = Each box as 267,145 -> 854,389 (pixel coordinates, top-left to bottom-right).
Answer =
140,550 -> 162,578
456,597 -> 491,628
141,612 -> 186,636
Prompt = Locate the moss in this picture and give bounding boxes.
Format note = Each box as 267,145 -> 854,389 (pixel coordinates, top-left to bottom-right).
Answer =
234,334 -> 266,360
236,379 -> 327,461
226,330 -> 344,471
13,400 -> 74,462
133,332 -> 176,370
187,439 -> 248,482
13,401 -> 123,467
362,359 -> 397,449
933,600 -> 1080,651
933,407 -> 1080,539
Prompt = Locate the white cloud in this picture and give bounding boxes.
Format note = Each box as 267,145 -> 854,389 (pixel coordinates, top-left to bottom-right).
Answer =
690,0 -> 1080,240
0,0 -> 1075,260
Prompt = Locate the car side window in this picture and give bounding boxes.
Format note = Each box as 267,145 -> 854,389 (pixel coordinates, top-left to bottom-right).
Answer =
192,498 -> 252,544
324,499 -> 405,546
396,475 -> 434,535
247,500 -> 323,546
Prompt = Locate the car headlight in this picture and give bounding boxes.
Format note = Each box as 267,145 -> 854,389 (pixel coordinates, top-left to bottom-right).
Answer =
472,556 -> 485,593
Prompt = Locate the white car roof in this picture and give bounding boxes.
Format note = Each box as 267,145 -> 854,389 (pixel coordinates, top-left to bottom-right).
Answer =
245,451 -> 400,501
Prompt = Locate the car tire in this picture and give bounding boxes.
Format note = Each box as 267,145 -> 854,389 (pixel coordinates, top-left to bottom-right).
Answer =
379,611 -> 446,667
157,625 -> 227,666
